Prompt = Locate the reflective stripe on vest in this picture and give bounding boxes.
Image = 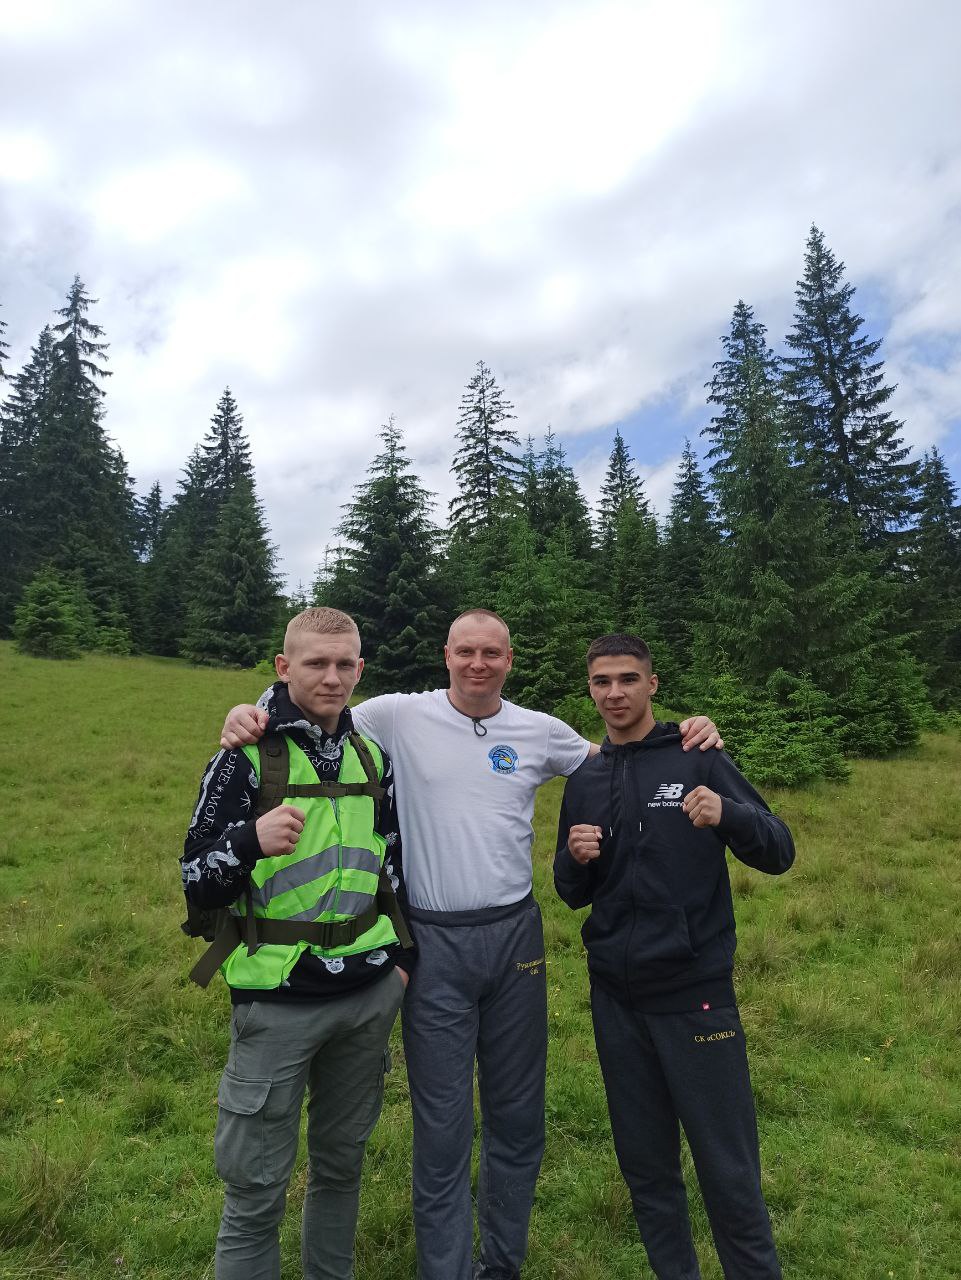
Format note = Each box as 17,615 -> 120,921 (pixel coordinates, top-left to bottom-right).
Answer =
221,734 -> 399,990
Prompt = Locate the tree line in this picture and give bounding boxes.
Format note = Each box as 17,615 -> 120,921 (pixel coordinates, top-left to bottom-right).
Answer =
1,226 -> 959,785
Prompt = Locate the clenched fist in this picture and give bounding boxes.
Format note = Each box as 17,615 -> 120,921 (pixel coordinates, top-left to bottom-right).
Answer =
567,824 -> 604,865
256,805 -> 306,856
681,786 -> 722,829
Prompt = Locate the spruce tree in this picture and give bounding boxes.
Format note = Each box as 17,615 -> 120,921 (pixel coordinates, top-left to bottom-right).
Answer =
143,449 -> 211,654
0,303 -> 9,381
907,449 -> 961,708
493,514 -> 559,709
530,428 -> 593,558
199,388 -> 254,493
701,299 -> 924,760
0,327 -> 56,630
519,436 -> 539,522
657,441 -> 717,695
495,516 -> 608,714
702,300 -> 845,684
52,275 -> 112,388
331,418 -> 447,691
311,545 -> 346,608
783,226 -> 917,550
448,361 -> 522,536
182,478 -> 280,666
36,279 -> 137,637
2,282 -> 138,645
697,668 -> 848,788
595,428 -> 645,551
13,566 -> 84,659
518,428 -> 594,557
135,481 -> 165,561
603,497 -> 671,683
446,480 -> 519,616
145,390 -> 258,657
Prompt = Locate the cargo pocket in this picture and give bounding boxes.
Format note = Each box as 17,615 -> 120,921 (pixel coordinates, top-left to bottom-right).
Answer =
214,1070 -> 271,1187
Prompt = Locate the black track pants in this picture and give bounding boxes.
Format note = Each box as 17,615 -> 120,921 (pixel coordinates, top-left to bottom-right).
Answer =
591,985 -> 781,1280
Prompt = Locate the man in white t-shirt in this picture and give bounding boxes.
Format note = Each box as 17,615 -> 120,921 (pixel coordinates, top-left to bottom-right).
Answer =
221,609 -> 720,1280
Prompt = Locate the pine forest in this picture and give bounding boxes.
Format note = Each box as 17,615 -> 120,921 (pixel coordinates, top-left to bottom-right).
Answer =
2,227 -> 959,786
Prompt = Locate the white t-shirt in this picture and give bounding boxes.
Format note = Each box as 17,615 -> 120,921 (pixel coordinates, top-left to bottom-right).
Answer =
352,689 -> 590,911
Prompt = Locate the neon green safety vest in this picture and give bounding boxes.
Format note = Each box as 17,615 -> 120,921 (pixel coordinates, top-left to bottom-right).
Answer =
220,734 -> 400,990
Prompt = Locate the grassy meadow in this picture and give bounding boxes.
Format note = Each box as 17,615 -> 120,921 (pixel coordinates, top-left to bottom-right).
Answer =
0,642 -> 959,1279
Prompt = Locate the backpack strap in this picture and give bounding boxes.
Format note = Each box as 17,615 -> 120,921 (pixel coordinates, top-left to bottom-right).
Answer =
255,732 -> 385,820
375,863 -> 414,951
347,730 -> 385,826
255,735 -> 291,816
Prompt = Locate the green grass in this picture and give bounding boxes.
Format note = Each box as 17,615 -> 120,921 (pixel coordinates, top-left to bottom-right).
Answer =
0,643 -> 958,1277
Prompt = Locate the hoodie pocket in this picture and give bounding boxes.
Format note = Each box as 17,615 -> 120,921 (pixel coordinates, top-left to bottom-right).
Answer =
628,902 -> 698,968
584,900 -> 698,988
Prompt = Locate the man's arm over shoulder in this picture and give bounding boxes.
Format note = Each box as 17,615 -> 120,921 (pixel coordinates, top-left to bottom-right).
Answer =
182,748 -> 263,908
706,752 -> 795,875
545,714 -> 592,780
350,693 -> 401,752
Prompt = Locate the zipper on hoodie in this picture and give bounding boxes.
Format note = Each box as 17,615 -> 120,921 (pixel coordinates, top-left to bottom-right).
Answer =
621,752 -> 639,1000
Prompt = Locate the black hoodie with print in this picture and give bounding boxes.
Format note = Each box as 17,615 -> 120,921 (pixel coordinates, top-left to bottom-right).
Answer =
554,723 -> 794,1013
182,682 -> 415,1003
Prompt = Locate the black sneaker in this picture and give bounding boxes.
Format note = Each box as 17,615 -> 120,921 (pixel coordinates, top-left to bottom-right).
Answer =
472,1264 -> 520,1280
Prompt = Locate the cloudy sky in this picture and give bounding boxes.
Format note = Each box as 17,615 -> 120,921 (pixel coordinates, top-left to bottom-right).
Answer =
2,0 -> 959,588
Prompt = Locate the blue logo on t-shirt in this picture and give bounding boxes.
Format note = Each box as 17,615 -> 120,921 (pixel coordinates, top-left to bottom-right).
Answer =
488,744 -> 519,775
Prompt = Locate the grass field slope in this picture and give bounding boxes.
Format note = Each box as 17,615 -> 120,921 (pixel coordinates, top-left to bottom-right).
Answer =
0,645 -> 958,1279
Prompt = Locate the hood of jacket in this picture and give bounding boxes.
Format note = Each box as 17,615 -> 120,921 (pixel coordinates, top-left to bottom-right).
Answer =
599,721 -> 681,759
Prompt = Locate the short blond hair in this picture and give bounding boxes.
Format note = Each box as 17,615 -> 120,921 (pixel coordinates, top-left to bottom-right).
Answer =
284,607 -> 360,652
447,608 -> 511,645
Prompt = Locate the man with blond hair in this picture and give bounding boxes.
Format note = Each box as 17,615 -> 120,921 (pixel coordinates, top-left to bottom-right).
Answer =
183,607 -> 415,1280
220,608 -> 721,1280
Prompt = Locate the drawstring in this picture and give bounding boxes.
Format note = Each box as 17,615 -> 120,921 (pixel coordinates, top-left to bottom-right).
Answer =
446,693 -> 500,736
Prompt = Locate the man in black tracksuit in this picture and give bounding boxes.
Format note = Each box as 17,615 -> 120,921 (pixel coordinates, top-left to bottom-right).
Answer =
554,634 -> 794,1280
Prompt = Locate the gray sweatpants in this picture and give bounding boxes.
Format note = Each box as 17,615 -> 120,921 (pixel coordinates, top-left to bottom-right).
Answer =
213,971 -> 405,1280
402,894 -> 548,1280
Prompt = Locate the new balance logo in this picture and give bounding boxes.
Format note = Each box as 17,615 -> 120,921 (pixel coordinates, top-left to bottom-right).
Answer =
649,782 -> 685,809
653,783 -> 684,800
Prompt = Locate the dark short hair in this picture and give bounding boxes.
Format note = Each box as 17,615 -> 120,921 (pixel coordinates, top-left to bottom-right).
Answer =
586,633 -> 652,671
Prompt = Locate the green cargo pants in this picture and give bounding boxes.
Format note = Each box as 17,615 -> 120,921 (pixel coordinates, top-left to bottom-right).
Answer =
213,969 -> 405,1280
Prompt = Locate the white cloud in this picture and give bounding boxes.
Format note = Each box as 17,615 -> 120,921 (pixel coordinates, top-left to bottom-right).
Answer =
0,0 -> 959,589
88,156 -> 250,244
0,131 -> 55,184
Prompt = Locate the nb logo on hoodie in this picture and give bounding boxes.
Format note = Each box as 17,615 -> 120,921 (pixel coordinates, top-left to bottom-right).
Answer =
650,783 -> 684,807
653,783 -> 684,800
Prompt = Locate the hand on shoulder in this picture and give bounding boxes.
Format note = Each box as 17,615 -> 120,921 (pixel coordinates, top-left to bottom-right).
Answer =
679,716 -> 723,753
222,705 -> 269,749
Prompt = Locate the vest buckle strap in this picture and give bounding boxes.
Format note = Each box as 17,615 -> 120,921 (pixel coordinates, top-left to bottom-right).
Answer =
187,901 -> 385,989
